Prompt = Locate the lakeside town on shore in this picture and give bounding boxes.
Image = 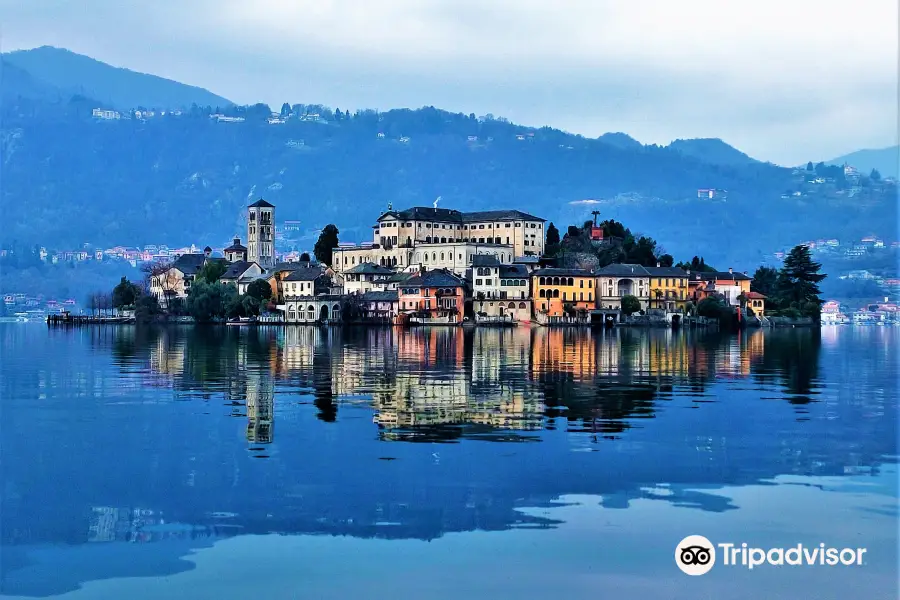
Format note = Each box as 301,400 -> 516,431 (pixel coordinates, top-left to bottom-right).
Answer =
29,197 -> 883,329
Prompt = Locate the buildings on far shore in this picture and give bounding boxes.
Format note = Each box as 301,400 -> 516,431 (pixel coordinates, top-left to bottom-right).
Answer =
148,199 -> 767,326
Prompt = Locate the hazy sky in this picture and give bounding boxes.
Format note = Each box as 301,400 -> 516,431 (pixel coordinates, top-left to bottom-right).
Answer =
4,0 -> 898,165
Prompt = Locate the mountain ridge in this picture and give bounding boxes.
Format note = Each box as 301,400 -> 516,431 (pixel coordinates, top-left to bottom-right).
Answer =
2,46 -> 231,110
827,145 -> 899,178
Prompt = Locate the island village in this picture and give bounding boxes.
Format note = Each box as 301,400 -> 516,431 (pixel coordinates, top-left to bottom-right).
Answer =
122,198 -> 768,328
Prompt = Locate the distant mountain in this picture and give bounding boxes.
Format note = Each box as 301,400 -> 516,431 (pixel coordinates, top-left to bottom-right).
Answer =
667,138 -> 762,167
598,132 -> 642,150
2,46 -> 231,110
0,52 -> 895,271
0,58 -> 65,102
827,146 -> 899,179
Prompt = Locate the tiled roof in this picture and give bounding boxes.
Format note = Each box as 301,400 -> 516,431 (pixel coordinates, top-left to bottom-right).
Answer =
171,253 -> 207,275
387,272 -> 413,283
221,261 -> 257,280
533,267 -> 595,278
645,266 -> 689,277
377,207 -> 544,224
472,255 -> 501,267
698,271 -> 752,282
403,269 -> 466,288
344,263 -> 396,275
224,238 -> 247,252
284,267 -> 327,282
595,264 -> 650,277
499,264 -> 529,277
361,290 -> 399,302
248,198 -> 275,208
746,291 -> 767,299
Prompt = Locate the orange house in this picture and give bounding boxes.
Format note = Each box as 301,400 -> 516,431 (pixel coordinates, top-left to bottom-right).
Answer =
398,269 -> 467,323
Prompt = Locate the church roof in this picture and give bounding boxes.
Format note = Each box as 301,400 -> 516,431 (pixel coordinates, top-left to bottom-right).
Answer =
248,198 -> 275,208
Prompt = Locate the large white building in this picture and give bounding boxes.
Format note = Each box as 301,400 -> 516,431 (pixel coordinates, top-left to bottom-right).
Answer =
332,205 -> 544,278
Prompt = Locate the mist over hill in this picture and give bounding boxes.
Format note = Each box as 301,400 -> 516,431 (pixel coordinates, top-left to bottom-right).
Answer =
1,49 -> 896,272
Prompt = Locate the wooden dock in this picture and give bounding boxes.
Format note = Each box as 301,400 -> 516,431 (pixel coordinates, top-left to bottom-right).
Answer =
46,314 -> 134,326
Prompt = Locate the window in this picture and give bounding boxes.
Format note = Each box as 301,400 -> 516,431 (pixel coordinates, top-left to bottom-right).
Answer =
580,280 -> 584,288
440,252 -> 445,260
476,279 -> 483,286
515,223 -> 521,227
580,292 -> 583,301
589,280 -> 593,288
563,292 -> 567,301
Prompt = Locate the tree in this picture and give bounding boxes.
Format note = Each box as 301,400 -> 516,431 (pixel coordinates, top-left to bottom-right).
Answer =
112,276 -> 140,309
775,244 -> 826,310
545,222 -> 560,255
196,260 -> 227,284
697,294 -> 732,322
314,224 -> 340,266
280,102 -> 291,117
658,254 -> 674,267
565,225 -> 581,239
186,280 -> 236,322
246,278 -> 273,302
870,168 -> 881,181
676,256 -> 716,273
806,161 -> 814,171
751,266 -> 778,297
334,108 -> 343,120
134,294 -> 161,324
621,294 -> 640,315
299,252 -> 311,262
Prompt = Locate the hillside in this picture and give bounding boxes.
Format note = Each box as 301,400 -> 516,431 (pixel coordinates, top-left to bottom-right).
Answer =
2,46 -> 231,110
1,94 -> 896,271
827,145 -> 899,178
667,138 -> 762,167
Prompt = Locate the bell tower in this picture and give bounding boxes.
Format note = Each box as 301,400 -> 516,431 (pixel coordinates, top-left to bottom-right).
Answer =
247,199 -> 275,268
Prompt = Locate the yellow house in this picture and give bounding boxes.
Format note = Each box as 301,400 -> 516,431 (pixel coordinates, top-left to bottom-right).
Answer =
646,266 -> 690,312
532,268 -> 595,316
746,291 -> 766,317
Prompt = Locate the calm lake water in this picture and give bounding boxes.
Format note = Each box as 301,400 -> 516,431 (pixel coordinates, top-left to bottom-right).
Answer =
0,324 -> 897,599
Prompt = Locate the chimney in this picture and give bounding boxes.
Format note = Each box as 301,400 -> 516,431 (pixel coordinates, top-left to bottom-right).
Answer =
728,267 -> 733,274
656,261 -> 661,268
686,269 -> 691,275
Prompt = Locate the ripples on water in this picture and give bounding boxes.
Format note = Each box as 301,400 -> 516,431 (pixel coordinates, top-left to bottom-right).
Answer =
0,325 -> 896,599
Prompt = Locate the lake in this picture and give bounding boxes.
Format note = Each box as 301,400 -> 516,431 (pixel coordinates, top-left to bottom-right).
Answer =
0,324 -> 897,599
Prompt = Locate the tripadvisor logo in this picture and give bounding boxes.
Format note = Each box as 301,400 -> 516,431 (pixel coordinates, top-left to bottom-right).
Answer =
675,535 -> 867,575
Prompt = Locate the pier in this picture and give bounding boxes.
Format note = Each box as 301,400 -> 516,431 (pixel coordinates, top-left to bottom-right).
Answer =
46,313 -> 134,326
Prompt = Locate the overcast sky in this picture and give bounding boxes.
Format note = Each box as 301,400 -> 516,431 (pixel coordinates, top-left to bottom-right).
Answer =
3,0 -> 897,165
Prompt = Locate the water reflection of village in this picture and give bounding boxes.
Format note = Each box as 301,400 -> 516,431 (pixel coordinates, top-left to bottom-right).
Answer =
136,325 -> 776,444
5,324 -> 896,599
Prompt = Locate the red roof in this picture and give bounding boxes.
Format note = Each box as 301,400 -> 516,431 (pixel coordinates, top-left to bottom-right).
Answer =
745,291 -> 767,299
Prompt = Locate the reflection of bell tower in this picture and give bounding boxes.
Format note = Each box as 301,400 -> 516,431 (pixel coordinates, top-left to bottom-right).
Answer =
247,198 -> 275,269
246,371 -> 274,443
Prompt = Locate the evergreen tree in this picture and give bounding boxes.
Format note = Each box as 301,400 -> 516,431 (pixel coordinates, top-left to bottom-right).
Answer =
280,102 -> 291,117
197,260 -> 227,283
806,161 -> 814,171
870,168 -> 881,181
314,224 -> 340,266
775,245 -> 826,309
545,222 -> 560,255
335,108 -> 343,120
111,276 -> 140,308
751,266 -> 778,297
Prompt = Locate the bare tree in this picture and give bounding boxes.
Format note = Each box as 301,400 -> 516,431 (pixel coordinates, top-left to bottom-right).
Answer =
142,260 -> 175,311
